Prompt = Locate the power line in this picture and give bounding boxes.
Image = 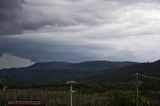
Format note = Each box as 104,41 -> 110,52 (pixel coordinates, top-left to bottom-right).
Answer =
139,74 -> 160,81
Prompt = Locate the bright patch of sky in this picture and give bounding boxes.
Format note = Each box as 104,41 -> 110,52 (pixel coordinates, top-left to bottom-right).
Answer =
0,53 -> 34,69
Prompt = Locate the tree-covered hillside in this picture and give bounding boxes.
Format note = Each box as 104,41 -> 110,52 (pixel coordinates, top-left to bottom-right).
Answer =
0,61 -> 136,83
90,60 -> 160,84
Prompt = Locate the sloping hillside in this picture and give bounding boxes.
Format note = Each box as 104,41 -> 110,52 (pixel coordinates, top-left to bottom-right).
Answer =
90,60 -> 160,84
0,61 -> 136,83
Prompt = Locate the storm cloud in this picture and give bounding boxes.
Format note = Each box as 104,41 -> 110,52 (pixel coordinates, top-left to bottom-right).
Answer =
1,0 -> 160,68
1,0 -> 160,36
0,0 -> 24,35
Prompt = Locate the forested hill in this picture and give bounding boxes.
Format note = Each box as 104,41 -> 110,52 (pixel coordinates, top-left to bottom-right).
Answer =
89,60 -> 160,84
1,60 -> 160,84
0,61 -> 136,83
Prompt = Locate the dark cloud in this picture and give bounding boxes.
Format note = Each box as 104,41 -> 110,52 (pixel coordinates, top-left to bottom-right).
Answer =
0,0 -> 82,36
0,36 -> 151,62
0,0 -> 160,62
0,0 -> 24,35
0,0 -> 22,21
0,37 -> 97,62
1,0 -> 160,36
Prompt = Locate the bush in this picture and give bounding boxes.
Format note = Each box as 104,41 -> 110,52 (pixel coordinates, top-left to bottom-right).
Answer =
108,93 -> 152,106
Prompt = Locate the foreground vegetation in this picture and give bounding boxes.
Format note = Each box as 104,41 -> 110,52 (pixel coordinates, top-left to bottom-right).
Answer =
0,89 -> 155,106
0,81 -> 160,106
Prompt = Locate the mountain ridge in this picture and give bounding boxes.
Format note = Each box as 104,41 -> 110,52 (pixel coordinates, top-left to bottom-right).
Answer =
0,60 -> 137,83
89,60 -> 160,84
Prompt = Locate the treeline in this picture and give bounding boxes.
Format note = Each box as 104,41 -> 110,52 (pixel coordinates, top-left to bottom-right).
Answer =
2,78 -> 160,92
1,80 -> 160,106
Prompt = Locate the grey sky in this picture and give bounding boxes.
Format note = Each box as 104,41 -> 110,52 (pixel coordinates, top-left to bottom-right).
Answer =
1,0 -> 160,68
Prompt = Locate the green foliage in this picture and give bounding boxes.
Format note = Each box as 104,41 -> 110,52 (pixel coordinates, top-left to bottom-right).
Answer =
56,103 -> 68,106
0,88 -> 159,106
108,93 -> 152,106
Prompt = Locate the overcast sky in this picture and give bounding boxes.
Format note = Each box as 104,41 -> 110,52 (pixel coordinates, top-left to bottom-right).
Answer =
1,0 -> 160,68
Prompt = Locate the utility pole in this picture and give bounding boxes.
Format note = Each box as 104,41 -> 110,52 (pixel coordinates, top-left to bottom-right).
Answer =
66,81 -> 77,106
134,73 -> 143,106
136,73 -> 139,106
0,78 -> 8,106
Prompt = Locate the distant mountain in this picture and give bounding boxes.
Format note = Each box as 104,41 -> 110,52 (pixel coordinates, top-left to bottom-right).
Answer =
0,61 -> 136,83
89,60 -> 160,84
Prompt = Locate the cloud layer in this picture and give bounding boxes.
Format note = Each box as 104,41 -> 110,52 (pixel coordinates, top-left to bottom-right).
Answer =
1,0 -> 160,36
0,0 -> 24,35
1,0 -> 160,63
